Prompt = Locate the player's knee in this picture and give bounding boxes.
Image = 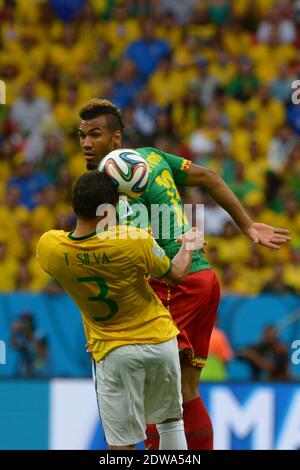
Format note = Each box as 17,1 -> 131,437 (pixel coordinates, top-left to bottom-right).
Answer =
181,384 -> 199,402
181,368 -> 201,402
181,377 -> 199,402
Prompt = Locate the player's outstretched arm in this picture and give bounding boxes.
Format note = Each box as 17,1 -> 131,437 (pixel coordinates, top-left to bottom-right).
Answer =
185,164 -> 291,249
163,228 -> 203,285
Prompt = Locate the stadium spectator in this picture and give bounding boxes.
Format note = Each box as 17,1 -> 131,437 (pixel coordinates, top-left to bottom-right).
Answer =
174,33 -> 205,75
7,156 -> 48,210
127,0 -> 158,19
15,262 -> 33,291
0,185 -> 29,238
49,0 -> 86,22
112,58 -> 144,109
270,63 -> 296,104
220,264 -> 245,295
33,333 -> 52,377
0,241 -> 19,292
242,247 -> 273,295
172,87 -> 202,139
39,133 -> 67,184
216,221 -> 251,265
13,222 -> 37,262
153,110 -> 178,144
228,161 -> 259,204
132,87 -> 161,140
10,81 -> 52,136
208,0 -> 231,26
149,54 -> 186,108
284,245 -> 300,293
56,167 -> 73,204
158,0 -> 197,25
201,322 -> 233,381
237,325 -> 291,381
11,311 -> 36,377
188,57 -> 219,108
53,83 -> 80,133
284,144 -> 300,202
31,185 -> 69,233
261,261 -> 296,294
246,83 -> 285,134
120,106 -> 144,148
11,311 -> 51,377
124,17 -> 171,80
267,125 -> 297,173
189,107 -> 231,162
102,1 -> 139,57
243,140 -> 268,190
227,56 -> 260,102
198,192 -> 232,236
256,5 -> 296,44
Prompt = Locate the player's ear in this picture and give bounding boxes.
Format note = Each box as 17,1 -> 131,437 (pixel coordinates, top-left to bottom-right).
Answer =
112,130 -> 121,148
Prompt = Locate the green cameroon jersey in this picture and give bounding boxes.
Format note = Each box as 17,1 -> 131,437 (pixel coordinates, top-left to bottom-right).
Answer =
125,147 -> 211,274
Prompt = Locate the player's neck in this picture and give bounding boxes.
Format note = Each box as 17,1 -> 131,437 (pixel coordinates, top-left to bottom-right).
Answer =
72,219 -> 98,238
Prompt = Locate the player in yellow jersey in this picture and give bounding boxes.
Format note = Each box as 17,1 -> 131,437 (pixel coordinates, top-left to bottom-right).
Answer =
37,171 -> 204,450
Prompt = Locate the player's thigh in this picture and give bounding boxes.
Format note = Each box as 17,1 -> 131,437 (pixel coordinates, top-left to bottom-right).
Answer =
94,346 -> 146,446
143,337 -> 183,424
177,270 -> 220,360
150,271 -> 220,358
191,271 -> 221,358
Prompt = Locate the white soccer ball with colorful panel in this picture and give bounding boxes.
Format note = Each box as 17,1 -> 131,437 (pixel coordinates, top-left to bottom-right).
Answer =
98,149 -> 150,199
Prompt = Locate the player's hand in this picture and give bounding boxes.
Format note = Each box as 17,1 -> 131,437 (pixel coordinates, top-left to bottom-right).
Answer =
177,227 -> 204,251
244,223 -> 291,249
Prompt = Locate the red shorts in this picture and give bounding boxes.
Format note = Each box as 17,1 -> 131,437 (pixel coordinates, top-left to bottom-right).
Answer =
149,269 -> 220,368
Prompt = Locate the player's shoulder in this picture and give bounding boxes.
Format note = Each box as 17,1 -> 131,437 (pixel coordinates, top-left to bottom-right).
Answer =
137,146 -> 162,158
38,230 -> 67,248
97,225 -> 153,263
137,147 -> 164,164
116,225 -> 151,240
136,147 -> 170,175
113,225 -> 152,251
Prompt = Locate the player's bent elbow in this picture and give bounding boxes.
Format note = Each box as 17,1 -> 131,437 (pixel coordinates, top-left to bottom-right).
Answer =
165,271 -> 187,286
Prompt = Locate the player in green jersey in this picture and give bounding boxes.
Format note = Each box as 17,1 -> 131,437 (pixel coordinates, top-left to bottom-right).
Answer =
78,98 -> 290,450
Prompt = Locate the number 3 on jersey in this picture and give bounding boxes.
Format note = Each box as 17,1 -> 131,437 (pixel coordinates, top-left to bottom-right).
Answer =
76,276 -> 119,322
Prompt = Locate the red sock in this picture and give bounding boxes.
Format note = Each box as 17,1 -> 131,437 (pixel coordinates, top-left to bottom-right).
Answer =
183,397 -> 213,450
145,424 -> 159,450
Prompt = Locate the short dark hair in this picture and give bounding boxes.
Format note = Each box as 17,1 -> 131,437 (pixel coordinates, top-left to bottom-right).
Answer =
79,98 -> 124,133
72,171 -> 119,220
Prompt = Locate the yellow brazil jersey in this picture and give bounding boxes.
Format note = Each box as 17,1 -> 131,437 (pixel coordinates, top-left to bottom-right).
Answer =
37,225 -> 179,362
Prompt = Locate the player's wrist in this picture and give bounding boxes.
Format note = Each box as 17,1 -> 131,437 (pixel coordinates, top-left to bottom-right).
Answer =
239,219 -> 254,234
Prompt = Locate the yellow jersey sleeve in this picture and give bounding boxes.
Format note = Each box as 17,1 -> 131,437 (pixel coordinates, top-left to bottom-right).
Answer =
137,232 -> 171,279
36,231 -> 56,275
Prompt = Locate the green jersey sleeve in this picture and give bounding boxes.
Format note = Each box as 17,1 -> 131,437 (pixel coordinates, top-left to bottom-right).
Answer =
137,147 -> 191,186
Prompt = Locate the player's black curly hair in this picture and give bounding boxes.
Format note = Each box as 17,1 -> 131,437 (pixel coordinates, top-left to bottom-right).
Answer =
79,98 -> 124,133
72,171 -> 119,220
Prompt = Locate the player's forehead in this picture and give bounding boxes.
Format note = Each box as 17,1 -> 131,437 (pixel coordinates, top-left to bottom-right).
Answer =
79,115 -> 109,133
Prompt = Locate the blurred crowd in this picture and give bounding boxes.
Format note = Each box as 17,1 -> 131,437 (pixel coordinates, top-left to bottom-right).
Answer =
10,310 -> 51,377
0,0 -> 300,295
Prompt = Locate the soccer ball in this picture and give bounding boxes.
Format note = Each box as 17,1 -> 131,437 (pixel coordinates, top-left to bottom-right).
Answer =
98,149 -> 150,199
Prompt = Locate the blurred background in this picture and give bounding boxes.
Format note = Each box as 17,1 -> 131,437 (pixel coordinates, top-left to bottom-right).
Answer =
0,0 -> 300,450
